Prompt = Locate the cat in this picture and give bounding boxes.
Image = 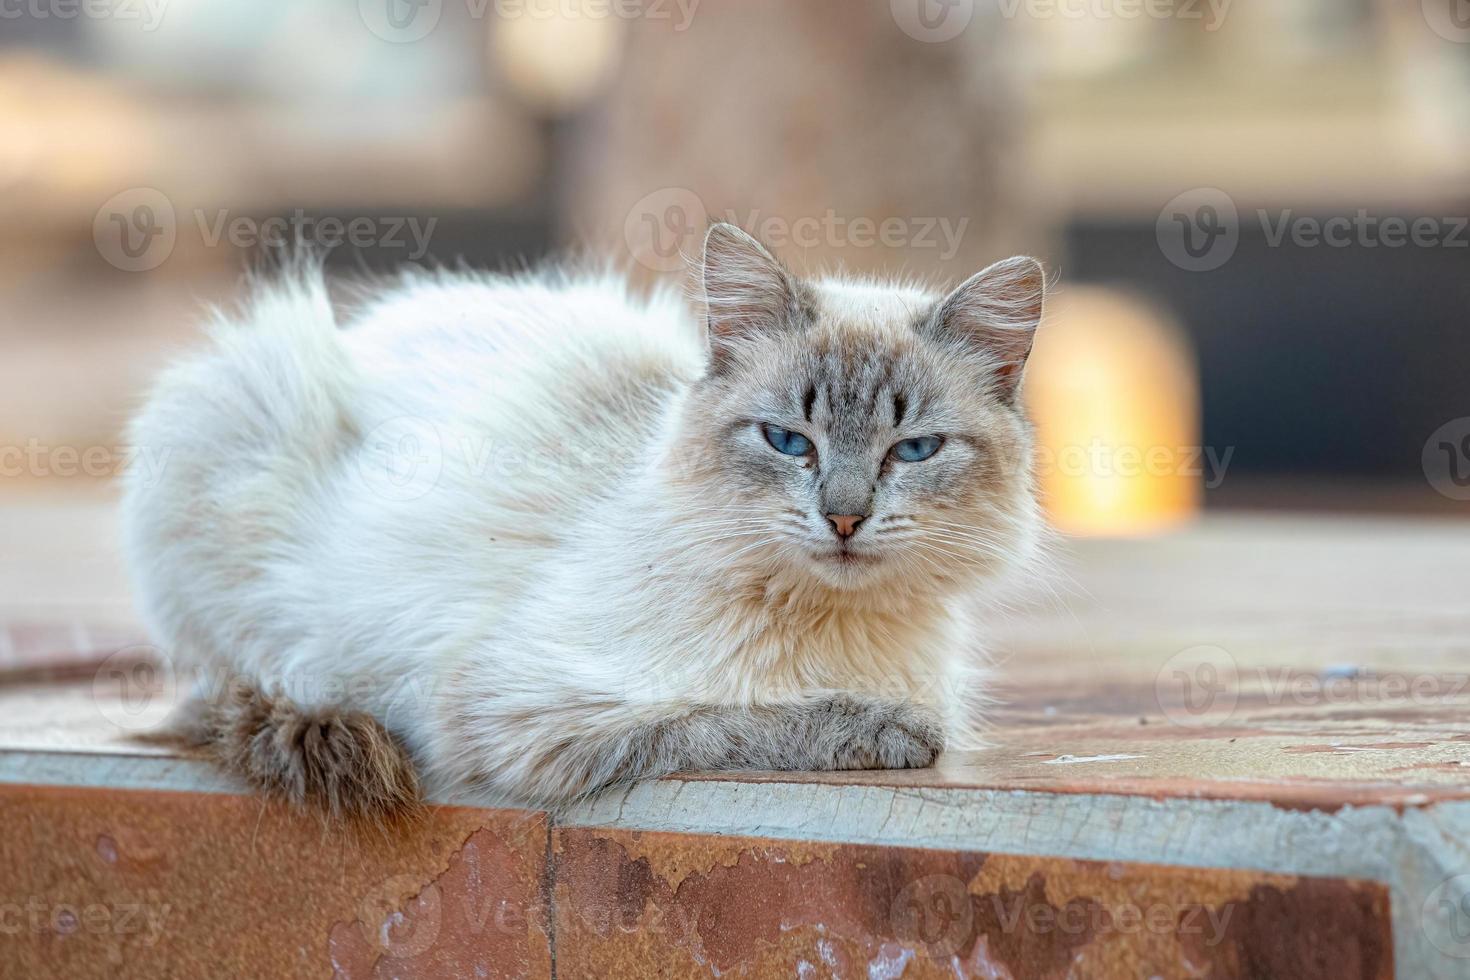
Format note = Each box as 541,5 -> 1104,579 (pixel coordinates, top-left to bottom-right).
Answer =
119,223 -> 1046,817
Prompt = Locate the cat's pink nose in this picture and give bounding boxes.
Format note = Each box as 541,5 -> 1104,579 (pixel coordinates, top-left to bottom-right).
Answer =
826,514 -> 864,538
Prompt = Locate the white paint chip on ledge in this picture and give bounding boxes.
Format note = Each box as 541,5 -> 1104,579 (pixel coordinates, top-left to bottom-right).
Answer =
1039,754 -> 1145,765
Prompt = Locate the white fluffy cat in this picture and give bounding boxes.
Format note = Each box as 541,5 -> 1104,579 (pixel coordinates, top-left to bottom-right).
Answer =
120,224 -> 1045,815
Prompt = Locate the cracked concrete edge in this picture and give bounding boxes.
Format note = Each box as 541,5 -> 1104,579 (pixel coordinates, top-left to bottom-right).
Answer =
567,781 -> 1470,978
5,750 -> 1467,978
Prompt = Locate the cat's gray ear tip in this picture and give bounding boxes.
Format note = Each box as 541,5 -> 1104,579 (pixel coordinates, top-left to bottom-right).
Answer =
989,254 -> 1046,280
1022,257 -> 1051,292
975,255 -> 1050,301
702,222 -> 783,273
703,221 -> 753,252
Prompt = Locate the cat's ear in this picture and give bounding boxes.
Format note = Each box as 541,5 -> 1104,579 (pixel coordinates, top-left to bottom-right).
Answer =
930,256 -> 1045,402
701,222 -> 799,370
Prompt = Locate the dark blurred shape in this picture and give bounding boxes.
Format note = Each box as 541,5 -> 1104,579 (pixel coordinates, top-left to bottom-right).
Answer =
1065,216 -> 1470,486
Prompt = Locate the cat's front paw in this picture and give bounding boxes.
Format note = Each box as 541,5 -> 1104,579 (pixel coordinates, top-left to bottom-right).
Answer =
814,694 -> 946,771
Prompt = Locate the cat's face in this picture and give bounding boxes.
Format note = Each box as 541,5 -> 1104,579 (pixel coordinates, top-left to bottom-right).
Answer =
674,224 -> 1044,593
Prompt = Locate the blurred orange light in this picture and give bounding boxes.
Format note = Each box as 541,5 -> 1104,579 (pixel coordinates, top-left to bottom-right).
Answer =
1025,286 -> 1201,537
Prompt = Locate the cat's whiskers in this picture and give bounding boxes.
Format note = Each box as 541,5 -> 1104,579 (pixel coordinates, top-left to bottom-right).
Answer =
915,521 -> 1016,558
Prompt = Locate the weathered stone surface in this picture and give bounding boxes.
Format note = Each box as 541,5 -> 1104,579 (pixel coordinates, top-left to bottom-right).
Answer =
551,826 -> 1392,979
0,785 -> 551,979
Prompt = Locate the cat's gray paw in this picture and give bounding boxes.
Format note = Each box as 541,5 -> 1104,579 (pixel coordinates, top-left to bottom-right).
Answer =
812,694 -> 946,771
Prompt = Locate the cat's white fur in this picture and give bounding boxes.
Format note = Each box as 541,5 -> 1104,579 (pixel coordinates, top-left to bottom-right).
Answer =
122,237 -> 1042,805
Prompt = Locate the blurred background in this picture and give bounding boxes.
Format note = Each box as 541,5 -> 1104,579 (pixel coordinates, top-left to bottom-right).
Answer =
3,0 -> 1470,626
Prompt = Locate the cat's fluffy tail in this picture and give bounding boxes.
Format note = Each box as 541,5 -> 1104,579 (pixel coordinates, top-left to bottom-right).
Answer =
172,684 -> 421,821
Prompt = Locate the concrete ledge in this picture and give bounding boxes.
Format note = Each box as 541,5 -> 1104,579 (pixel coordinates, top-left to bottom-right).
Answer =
5,745 -> 1461,977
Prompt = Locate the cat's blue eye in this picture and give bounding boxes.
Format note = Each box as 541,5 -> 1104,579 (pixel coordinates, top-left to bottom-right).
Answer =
892,436 -> 943,462
763,424 -> 812,456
